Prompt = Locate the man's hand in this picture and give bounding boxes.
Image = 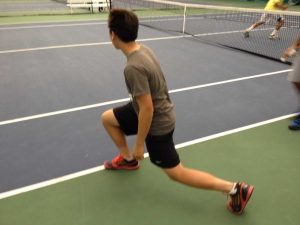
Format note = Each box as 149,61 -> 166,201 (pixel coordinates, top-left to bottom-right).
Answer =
132,144 -> 145,161
281,47 -> 297,62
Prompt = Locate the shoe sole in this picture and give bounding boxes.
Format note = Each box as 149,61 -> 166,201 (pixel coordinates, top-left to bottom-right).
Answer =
227,185 -> 254,215
288,126 -> 300,130
104,161 -> 140,170
269,37 -> 280,40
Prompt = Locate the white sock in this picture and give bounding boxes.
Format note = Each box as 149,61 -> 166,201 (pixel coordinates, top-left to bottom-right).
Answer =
124,156 -> 134,161
246,25 -> 254,32
271,30 -> 277,36
228,183 -> 237,195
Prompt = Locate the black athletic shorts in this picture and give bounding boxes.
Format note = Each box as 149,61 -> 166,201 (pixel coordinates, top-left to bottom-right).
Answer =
113,102 -> 180,168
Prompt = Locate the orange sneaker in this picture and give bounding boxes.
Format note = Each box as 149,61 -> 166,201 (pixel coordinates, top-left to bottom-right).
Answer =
104,155 -> 139,170
227,182 -> 254,215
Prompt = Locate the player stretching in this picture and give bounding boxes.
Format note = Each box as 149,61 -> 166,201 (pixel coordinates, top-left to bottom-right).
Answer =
101,8 -> 254,215
244,0 -> 288,39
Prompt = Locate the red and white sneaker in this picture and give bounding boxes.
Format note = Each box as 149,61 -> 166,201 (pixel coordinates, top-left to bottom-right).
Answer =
104,155 -> 139,170
227,182 -> 254,215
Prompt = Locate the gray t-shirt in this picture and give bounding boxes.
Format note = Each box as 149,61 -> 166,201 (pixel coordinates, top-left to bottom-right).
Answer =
124,45 -> 175,135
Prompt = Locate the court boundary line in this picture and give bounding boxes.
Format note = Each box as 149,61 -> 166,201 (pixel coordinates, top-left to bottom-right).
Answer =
0,27 -> 280,54
0,69 -> 291,127
0,35 -> 186,54
0,21 -> 107,30
0,113 -> 297,200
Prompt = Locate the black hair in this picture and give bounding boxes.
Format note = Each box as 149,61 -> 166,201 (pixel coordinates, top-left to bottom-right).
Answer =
108,8 -> 139,42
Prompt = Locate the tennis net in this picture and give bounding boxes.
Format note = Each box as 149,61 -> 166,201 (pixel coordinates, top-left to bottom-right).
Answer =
111,0 -> 300,64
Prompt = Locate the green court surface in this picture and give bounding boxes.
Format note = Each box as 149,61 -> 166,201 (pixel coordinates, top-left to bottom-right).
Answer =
0,118 -> 299,225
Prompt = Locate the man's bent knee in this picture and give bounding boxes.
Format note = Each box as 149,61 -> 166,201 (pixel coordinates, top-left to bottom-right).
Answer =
101,110 -> 113,125
101,109 -> 119,127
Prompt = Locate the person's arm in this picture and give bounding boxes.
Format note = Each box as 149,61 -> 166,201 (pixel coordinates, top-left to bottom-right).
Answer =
132,94 -> 153,160
291,36 -> 300,49
281,35 -> 300,62
274,2 -> 288,10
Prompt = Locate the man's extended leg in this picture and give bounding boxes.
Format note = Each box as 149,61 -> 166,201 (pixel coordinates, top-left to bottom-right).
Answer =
163,163 -> 254,214
163,163 -> 233,192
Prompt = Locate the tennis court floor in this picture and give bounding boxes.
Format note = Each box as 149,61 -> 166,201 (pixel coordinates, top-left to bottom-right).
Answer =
1,117 -> 299,225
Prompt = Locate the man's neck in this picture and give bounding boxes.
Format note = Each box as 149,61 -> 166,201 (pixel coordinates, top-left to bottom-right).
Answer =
121,41 -> 140,56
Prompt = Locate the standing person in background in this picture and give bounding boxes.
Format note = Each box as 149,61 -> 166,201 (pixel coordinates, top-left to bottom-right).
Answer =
101,8 -> 254,215
281,35 -> 300,130
244,0 -> 288,39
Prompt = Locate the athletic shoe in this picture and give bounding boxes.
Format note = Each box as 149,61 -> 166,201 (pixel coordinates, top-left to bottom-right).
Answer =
268,34 -> 279,40
288,115 -> 300,130
243,31 -> 250,38
227,182 -> 254,215
104,154 -> 139,170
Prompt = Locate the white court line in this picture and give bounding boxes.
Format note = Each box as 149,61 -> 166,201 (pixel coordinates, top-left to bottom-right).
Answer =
0,21 -> 106,30
169,69 -> 291,93
0,112 -> 297,200
0,35 -> 186,54
0,98 -> 129,126
0,25 -> 289,54
0,69 -> 291,127
0,41 -> 110,54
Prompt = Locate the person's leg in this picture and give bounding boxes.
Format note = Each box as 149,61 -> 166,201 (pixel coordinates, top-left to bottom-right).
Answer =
101,103 -> 140,170
146,131 -> 254,214
244,13 -> 267,37
101,109 -> 132,159
269,16 -> 284,39
162,163 -> 253,214
163,163 -> 234,193
275,19 -> 284,31
249,20 -> 265,30
289,82 -> 300,130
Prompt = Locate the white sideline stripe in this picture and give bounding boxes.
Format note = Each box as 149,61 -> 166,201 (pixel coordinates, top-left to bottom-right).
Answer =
0,21 -> 106,30
169,69 -> 292,94
0,113 -> 297,200
175,113 -> 299,149
0,98 -> 129,126
0,41 -> 110,54
0,36 -> 186,54
0,165 -> 105,200
0,69 -> 291,126
0,25 -> 274,54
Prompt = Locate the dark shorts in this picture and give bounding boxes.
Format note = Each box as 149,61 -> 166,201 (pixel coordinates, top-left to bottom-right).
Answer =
113,102 -> 180,169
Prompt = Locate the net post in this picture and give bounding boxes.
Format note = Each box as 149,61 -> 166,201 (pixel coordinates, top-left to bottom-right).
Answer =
182,4 -> 187,34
